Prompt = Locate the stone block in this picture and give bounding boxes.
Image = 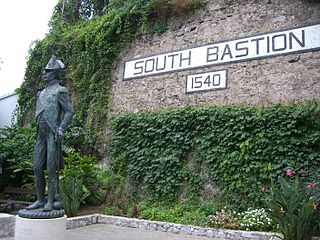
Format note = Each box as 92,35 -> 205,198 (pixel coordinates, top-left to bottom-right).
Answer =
0,213 -> 15,238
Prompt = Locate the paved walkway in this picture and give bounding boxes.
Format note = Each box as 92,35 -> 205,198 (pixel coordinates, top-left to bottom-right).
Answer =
3,224 -> 221,240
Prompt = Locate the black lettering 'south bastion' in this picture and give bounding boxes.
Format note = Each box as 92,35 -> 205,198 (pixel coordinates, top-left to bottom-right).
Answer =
111,0 -> 320,115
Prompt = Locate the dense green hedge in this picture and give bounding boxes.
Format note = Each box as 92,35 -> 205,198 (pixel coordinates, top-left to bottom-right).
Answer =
109,102 -> 320,207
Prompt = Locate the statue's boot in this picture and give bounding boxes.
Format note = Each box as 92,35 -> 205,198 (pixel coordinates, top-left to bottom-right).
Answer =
43,202 -> 53,212
26,200 -> 45,210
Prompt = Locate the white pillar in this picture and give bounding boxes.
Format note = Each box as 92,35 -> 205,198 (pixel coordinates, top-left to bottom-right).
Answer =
15,215 -> 67,240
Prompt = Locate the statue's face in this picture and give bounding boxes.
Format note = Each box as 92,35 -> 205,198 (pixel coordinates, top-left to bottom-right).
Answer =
42,70 -> 57,82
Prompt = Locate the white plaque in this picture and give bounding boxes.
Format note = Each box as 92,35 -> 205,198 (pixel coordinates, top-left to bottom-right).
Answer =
186,70 -> 227,93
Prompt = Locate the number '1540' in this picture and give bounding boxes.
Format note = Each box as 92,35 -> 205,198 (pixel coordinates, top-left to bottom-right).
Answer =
186,70 -> 227,93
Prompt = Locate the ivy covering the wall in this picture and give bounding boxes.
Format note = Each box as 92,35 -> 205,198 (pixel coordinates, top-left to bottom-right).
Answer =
17,0 -> 206,153
108,102 -> 320,207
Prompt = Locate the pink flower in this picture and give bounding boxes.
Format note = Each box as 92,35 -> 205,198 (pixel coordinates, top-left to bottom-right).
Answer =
286,169 -> 295,177
307,183 -> 316,189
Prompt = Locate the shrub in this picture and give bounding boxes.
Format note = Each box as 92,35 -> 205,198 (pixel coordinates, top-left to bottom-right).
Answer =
266,170 -> 320,240
0,126 -> 36,190
63,126 -> 97,156
61,149 -> 102,204
98,166 -> 128,215
59,177 -> 90,217
138,202 -> 208,226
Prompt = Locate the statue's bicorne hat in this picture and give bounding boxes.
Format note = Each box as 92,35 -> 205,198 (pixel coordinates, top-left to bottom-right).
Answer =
45,55 -> 65,70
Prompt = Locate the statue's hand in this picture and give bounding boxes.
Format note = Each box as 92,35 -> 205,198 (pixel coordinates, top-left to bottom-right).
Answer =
55,127 -> 64,143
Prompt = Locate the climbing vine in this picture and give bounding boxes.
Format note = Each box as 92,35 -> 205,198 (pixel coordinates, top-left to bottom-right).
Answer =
108,102 -> 320,206
17,0 -> 206,153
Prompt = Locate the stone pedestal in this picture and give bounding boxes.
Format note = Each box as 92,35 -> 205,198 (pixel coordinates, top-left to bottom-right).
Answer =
0,213 -> 15,238
15,215 -> 67,240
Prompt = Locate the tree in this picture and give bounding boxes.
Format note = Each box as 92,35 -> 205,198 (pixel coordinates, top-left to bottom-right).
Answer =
55,0 -> 109,24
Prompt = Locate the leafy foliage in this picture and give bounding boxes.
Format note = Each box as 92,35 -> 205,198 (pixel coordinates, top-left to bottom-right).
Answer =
109,102 -> 320,206
96,166 -> 127,211
59,149 -> 105,216
138,201 -> 209,226
63,126 -> 98,157
17,0 -> 207,154
0,126 -> 36,190
0,124 -> 99,191
61,149 -> 102,204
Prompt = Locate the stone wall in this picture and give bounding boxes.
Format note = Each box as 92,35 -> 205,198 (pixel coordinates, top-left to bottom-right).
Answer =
110,0 -> 320,115
4,214 -> 320,239
2,214 -> 280,239
68,214 -> 281,240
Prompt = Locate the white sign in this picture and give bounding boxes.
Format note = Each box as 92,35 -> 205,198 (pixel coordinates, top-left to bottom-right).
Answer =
186,70 -> 227,93
124,24 -> 320,80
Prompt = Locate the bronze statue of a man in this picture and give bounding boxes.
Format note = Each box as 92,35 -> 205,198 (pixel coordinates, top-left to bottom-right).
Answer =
26,55 -> 73,212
